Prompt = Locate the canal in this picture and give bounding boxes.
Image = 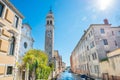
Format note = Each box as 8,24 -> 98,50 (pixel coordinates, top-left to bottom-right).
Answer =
57,70 -> 82,80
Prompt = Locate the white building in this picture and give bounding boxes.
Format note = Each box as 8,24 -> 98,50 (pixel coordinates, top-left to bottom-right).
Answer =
17,23 -> 34,80
19,23 -> 34,58
71,19 -> 120,78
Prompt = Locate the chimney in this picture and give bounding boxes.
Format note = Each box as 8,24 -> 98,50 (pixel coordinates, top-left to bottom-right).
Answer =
104,19 -> 109,25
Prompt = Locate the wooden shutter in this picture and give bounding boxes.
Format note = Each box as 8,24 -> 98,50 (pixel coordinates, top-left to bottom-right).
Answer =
5,9 -> 14,23
0,66 -> 5,75
0,39 -> 9,52
2,29 -> 11,37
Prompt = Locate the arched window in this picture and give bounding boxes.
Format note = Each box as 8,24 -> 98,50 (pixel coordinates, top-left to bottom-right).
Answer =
50,20 -> 52,25
9,37 -> 15,55
47,20 -> 49,25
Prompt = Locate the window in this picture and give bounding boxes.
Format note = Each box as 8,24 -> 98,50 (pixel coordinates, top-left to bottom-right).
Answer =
90,66 -> 92,73
47,20 -> 49,25
92,54 -> 94,60
9,37 -> 15,55
92,53 -> 97,60
106,51 -> 110,53
90,30 -> 93,35
92,41 -> 95,47
87,46 -> 89,50
94,53 -> 97,59
88,55 -> 91,61
22,25 -> 24,29
100,29 -> 105,34
115,41 -> 117,46
94,65 -> 99,73
112,31 -> 114,35
89,33 -> 90,37
0,3 -> 4,17
49,52 -> 51,55
50,20 -> 52,25
14,16 -> 19,28
6,66 -> 13,75
119,31 -> 120,35
90,41 -> 95,48
103,39 -> 108,45
86,37 -> 87,41
24,42 -> 27,49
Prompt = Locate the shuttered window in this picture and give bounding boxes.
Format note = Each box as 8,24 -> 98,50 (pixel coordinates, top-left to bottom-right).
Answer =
0,39 -> 9,52
0,66 -> 5,75
2,29 -> 11,37
5,9 -> 14,23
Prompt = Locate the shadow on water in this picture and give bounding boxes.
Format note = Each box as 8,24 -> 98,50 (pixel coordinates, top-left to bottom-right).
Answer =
57,70 -> 81,80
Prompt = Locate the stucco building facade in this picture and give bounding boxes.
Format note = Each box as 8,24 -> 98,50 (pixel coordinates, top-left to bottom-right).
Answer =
19,23 -> 34,62
62,62 -> 66,71
70,19 -> 120,78
0,0 -> 24,80
100,48 -> 120,80
54,50 -> 63,75
17,23 -> 34,80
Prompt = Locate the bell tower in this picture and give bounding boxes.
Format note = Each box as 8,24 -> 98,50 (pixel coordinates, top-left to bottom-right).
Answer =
45,9 -> 54,62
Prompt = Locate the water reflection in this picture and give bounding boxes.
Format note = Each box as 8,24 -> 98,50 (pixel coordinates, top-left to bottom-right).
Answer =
57,70 -> 81,80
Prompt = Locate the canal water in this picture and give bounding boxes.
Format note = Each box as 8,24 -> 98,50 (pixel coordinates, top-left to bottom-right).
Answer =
57,70 -> 82,80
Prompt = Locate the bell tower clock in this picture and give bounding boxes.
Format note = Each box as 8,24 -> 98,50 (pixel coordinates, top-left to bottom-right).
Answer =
45,9 -> 54,62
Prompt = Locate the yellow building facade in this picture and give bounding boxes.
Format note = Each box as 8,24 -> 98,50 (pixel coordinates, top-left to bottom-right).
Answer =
100,48 -> 120,80
54,50 -> 63,75
0,0 -> 24,80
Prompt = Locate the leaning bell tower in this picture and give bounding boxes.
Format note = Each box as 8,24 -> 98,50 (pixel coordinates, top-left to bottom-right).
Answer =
45,9 -> 54,62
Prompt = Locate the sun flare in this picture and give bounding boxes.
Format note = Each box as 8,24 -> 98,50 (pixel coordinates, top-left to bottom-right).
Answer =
98,0 -> 113,10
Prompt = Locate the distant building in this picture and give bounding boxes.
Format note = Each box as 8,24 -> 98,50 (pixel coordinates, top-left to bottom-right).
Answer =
0,0 -> 24,80
70,53 -> 79,73
70,19 -> 120,78
17,23 -> 34,80
54,50 -> 63,75
54,50 -> 60,75
100,48 -> 120,80
59,55 -> 63,72
62,62 -> 66,71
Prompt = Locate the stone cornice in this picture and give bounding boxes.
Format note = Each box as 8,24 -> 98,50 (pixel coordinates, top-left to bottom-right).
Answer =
21,33 -> 34,42
0,21 -> 5,27
22,23 -> 32,30
2,0 -> 24,19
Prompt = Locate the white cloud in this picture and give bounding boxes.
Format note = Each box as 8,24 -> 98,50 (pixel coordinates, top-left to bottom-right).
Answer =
81,16 -> 87,21
91,15 -> 97,20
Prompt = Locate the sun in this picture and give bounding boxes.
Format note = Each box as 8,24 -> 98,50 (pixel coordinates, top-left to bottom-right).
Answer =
98,0 -> 113,11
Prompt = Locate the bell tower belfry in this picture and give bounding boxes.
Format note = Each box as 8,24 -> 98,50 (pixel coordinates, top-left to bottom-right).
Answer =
45,9 -> 54,62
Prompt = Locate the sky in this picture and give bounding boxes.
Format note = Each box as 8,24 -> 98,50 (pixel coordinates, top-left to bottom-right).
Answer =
10,0 -> 120,66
